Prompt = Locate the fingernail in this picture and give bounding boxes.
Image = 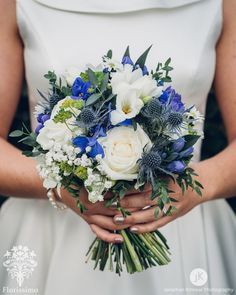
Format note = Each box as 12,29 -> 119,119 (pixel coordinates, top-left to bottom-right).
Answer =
114,237 -> 123,243
130,227 -> 139,233
110,201 -> 118,209
114,216 -> 125,224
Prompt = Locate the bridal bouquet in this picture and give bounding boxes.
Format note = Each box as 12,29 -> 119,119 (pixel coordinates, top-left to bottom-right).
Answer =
11,46 -> 203,275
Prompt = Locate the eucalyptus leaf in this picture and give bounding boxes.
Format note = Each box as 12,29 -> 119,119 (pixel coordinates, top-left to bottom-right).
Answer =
9,130 -> 24,137
87,68 -> 98,86
85,93 -> 102,106
100,73 -> 109,93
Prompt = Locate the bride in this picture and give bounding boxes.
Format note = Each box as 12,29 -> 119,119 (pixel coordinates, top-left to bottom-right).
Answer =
0,0 -> 235,294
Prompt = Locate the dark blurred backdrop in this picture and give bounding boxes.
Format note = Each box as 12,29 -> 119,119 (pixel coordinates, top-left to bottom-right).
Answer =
1,85 -> 235,212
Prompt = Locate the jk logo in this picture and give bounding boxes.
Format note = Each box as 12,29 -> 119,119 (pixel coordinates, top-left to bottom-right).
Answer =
190,268 -> 208,287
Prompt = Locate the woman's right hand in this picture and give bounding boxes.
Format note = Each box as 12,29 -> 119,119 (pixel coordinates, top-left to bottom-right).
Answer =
60,187 -> 132,244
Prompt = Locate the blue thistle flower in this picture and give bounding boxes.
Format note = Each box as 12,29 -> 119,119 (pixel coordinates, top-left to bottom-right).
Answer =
141,151 -> 162,169
79,108 -> 97,127
167,112 -> 183,128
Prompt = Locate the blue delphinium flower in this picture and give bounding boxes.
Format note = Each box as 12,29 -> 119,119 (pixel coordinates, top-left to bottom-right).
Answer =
73,125 -> 106,159
72,135 -> 105,159
122,56 -> 134,66
166,160 -> 186,173
35,113 -> 50,134
179,146 -> 194,158
159,86 -> 185,112
72,77 -> 92,100
172,138 -> 185,152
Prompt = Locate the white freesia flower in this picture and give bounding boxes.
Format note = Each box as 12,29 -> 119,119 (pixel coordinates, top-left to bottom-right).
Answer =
64,67 -> 81,86
36,119 -> 72,150
110,64 -> 162,124
111,64 -> 143,94
110,87 -> 144,125
98,124 -> 152,181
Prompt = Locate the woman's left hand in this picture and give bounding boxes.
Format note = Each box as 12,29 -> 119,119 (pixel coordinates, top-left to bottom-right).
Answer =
113,175 -> 205,234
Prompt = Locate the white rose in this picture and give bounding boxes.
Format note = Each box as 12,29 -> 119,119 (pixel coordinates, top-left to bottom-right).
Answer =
98,124 -> 152,181
36,119 -> 72,150
64,67 -> 81,86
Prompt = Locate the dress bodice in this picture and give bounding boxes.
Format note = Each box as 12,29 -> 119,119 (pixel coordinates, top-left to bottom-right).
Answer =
16,0 -> 223,161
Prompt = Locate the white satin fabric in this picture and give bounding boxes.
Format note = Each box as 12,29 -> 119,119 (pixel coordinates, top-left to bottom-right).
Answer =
0,0 -> 235,294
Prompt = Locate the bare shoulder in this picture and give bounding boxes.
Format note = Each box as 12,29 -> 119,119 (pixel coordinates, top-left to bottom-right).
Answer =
222,0 -> 236,30
0,0 -> 18,35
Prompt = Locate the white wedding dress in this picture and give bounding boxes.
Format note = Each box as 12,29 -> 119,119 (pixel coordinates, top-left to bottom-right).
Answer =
0,0 -> 235,294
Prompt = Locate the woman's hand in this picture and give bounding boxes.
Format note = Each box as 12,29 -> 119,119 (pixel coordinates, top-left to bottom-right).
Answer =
60,187 -> 130,243
113,169 -> 206,234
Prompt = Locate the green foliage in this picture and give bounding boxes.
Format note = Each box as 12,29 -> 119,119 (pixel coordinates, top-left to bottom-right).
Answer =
53,109 -> 72,123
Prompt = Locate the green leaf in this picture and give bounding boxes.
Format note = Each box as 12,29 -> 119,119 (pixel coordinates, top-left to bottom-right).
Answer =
134,45 -> 152,69
87,68 -> 98,86
164,58 -> 172,66
123,46 -> 130,59
132,120 -> 137,131
183,134 -> 200,150
195,180 -> 204,189
195,186 -> 202,196
22,150 -> 33,157
106,49 -> 112,59
100,73 -> 109,93
9,130 -> 24,137
85,93 -> 102,107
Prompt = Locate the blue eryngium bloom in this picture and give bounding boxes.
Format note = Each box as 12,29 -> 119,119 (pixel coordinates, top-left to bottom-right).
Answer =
172,138 -> 185,152
72,136 -> 104,159
160,86 -> 185,112
72,77 -> 91,100
179,146 -> 194,158
122,56 -> 134,66
166,160 -> 186,173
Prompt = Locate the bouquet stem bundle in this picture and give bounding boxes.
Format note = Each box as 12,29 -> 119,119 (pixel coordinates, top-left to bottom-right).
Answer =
86,229 -> 170,275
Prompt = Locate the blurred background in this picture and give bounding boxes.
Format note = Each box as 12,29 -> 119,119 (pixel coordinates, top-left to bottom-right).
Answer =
0,85 -> 235,212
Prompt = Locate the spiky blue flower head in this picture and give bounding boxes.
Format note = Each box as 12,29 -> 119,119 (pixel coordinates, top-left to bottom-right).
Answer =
160,86 -> 185,112
142,98 -> 163,120
72,77 -> 91,100
167,112 -> 183,127
80,108 -> 96,126
49,93 -> 61,108
141,151 -> 162,169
